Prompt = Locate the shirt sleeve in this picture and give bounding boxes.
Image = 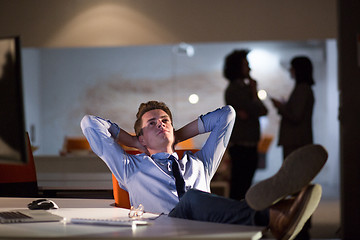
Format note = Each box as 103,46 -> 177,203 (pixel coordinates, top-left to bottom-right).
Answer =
80,115 -> 130,190
80,115 -> 118,155
195,105 -> 235,179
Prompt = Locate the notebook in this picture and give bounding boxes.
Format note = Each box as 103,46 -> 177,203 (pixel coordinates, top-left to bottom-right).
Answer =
0,209 -> 63,224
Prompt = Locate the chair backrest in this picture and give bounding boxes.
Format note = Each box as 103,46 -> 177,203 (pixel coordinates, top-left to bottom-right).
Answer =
112,148 -> 199,209
60,136 -> 92,155
175,138 -> 195,150
112,174 -> 131,209
257,135 -> 273,153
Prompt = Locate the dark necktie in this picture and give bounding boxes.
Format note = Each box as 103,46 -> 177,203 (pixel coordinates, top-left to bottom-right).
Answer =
169,155 -> 186,199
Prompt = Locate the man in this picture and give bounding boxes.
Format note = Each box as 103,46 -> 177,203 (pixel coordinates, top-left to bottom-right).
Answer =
81,101 -> 327,240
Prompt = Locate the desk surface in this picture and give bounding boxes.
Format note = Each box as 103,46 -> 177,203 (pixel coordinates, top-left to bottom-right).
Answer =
0,197 -> 263,239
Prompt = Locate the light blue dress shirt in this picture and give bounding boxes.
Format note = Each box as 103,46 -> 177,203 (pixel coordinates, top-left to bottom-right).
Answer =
81,105 -> 235,214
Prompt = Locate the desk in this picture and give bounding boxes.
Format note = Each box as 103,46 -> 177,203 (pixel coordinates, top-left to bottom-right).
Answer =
0,197 -> 263,239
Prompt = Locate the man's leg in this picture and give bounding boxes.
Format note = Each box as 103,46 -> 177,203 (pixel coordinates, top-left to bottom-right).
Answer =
169,185 -> 322,240
170,144 -> 326,240
169,189 -> 269,226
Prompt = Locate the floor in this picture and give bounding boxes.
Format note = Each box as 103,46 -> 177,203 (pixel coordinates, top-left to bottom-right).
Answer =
310,200 -> 341,239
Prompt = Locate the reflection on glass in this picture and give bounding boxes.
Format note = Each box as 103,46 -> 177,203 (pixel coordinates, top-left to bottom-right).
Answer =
257,89 -> 267,100
0,37 -> 26,164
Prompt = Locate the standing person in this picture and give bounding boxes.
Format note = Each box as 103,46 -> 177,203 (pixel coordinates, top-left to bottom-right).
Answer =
223,49 -> 268,200
81,100 -> 327,240
271,56 -> 315,160
271,56 -> 315,240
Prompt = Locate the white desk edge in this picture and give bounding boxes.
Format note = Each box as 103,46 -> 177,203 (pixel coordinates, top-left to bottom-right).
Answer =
0,197 -> 264,240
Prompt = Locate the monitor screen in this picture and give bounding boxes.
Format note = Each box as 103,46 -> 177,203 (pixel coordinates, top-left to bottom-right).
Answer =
0,36 -> 28,165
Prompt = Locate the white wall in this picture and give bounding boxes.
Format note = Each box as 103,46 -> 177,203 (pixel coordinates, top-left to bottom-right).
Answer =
21,40 -> 340,192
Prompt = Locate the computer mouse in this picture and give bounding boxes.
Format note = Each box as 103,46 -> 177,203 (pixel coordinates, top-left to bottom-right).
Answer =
27,199 -> 59,210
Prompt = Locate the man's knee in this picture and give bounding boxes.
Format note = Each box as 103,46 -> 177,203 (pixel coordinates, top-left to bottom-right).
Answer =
169,189 -> 203,219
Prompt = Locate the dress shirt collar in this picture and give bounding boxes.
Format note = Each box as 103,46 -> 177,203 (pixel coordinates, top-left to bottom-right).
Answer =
151,152 -> 179,161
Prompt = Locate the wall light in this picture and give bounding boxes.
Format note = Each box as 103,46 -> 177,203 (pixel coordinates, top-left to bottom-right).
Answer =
257,89 -> 267,100
188,94 -> 199,104
247,49 -> 279,72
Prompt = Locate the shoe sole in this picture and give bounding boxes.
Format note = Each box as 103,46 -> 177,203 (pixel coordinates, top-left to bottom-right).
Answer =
245,144 -> 327,210
282,184 -> 322,240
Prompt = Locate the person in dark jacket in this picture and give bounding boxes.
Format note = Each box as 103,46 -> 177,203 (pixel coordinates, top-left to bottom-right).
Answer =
223,49 -> 268,200
271,56 -> 316,240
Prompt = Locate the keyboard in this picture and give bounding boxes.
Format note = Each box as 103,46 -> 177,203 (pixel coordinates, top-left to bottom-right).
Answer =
71,217 -> 150,227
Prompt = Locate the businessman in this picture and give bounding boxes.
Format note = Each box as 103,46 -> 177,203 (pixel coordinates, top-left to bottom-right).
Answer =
81,100 -> 327,240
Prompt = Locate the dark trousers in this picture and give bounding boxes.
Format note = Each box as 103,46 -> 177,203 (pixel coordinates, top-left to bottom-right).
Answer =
169,189 -> 269,226
229,144 -> 259,200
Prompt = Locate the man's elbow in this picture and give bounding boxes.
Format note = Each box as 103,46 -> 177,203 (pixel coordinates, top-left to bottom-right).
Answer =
226,105 -> 236,121
80,115 -> 93,131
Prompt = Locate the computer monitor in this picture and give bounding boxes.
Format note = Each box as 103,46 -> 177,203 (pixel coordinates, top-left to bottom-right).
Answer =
0,36 -> 28,165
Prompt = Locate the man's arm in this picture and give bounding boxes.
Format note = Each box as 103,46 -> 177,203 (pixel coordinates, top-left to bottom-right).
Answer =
81,115 -> 128,156
226,79 -> 267,119
196,106 -> 235,178
114,129 -> 149,155
81,115 -> 140,191
174,119 -> 199,145
82,115 -> 148,154
277,85 -> 313,124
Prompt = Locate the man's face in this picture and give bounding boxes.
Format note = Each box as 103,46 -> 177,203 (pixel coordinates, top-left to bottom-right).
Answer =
240,58 -> 251,78
138,109 -> 175,152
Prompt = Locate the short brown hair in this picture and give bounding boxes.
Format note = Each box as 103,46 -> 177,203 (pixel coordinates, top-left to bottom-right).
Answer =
134,101 -> 173,136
